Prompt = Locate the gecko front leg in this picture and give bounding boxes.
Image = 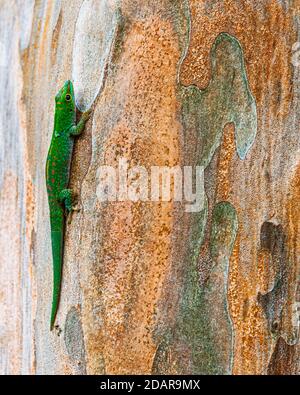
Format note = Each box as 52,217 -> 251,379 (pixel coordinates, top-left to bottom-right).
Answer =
69,109 -> 92,136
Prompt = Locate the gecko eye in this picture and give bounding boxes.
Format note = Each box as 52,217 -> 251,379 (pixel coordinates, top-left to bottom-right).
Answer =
65,94 -> 71,101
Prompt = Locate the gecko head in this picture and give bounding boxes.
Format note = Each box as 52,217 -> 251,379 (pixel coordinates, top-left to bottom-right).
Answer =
55,80 -> 75,110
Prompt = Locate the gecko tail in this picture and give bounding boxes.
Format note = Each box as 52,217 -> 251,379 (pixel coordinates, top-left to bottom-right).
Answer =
50,230 -> 64,331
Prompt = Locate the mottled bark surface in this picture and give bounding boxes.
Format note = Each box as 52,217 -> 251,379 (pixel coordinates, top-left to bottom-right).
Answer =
0,0 -> 299,375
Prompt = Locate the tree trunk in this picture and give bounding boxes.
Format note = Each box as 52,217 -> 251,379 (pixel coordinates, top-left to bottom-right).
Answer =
0,0 -> 299,375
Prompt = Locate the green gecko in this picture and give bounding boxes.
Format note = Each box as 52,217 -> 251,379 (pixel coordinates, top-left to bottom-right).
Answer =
46,80 -> 91,330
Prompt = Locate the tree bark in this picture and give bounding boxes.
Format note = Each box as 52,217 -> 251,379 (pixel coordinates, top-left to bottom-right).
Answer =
0,0 -> 299,375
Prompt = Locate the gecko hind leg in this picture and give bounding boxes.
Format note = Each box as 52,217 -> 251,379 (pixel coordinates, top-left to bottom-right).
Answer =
58,189 -> 81,224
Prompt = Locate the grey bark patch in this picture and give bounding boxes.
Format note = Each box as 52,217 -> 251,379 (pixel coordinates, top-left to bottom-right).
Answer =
72,0 -> 121,111
268,337 -> 299,375
210,202 -> 238,261
64,307 -> 86,374
16,0 -> 35,50
257,222 -> 289,337
180,32 -> 257,169
152,340 -> 170,375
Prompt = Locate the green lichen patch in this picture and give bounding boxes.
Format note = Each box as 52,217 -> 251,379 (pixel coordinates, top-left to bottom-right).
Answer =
158,32 -> 257,374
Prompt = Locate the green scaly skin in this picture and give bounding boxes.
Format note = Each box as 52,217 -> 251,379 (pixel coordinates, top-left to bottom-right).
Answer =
46,80 -> 91,330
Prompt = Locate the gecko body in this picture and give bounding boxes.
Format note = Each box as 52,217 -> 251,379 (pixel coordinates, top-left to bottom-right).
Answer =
46,80 -> 90,330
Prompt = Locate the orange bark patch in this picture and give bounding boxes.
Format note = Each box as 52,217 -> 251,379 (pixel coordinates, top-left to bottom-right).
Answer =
37,2 -> 52,74
84,15 -> 181,374
228,233 -> 270,374
181,0 -> 297,119
282,164 -> 300,344
216,123 -> 236,201
256,249 -> 275,295
286,164 -> 300,277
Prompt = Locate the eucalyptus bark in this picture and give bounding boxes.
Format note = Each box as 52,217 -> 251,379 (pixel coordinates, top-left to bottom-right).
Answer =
0,0 -> 299,375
